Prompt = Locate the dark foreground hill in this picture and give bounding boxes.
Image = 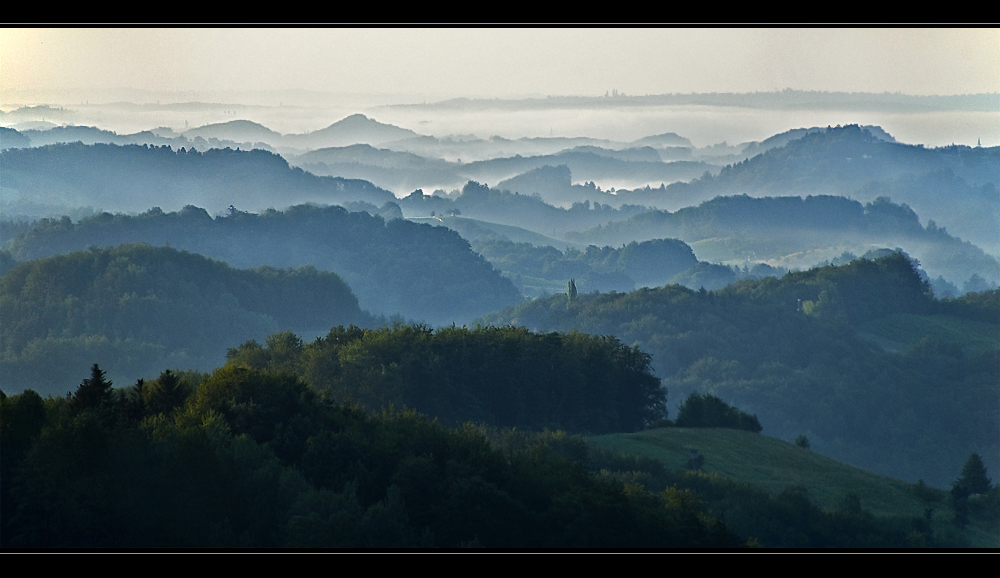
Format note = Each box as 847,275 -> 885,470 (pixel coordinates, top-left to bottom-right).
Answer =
479,253 -> 1000,486
0,350 -> 738,549
4,204 -> 524,325
6,327 -> 991,548
0,244 -> 374,395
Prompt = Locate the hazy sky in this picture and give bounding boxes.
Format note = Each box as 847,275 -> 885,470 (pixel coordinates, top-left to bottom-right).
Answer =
3,28 -> 998,101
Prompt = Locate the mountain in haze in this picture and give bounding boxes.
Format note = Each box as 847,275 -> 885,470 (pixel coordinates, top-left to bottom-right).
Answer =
284,114 -> 422,150
181,119 -> 284,143
738,124 -> 896,158
631,132 -> 694,148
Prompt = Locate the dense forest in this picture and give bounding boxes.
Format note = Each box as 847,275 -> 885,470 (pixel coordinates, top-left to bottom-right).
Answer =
224,324 -> 663,434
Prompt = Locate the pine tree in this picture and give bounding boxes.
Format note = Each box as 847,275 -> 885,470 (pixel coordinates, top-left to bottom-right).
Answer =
71,363 -> 114,414
143,369 -> 186,415
953,453 -> 992,498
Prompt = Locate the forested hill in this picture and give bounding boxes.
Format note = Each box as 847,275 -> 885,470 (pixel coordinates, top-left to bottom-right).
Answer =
4,204 -> 524,325
0,244 -> 373,394
479,253 -> 1000,486
0,142 -> 396,216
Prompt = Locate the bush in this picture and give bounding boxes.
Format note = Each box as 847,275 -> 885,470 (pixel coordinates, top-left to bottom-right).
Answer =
674,393 -> 762,433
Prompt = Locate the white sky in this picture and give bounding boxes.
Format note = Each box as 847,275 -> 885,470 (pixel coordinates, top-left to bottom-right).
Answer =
3,28 -> 998,100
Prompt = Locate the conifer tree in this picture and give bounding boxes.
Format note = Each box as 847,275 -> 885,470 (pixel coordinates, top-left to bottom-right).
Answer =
143,369 -> 186,415
953,453 -> 992,499
70,363 -> 114,414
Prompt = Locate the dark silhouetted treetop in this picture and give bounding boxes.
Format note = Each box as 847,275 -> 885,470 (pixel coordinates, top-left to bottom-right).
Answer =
70,363 -> 114,414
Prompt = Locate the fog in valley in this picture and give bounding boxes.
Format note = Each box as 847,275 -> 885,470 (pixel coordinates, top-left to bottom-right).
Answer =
2,28 -> 998,549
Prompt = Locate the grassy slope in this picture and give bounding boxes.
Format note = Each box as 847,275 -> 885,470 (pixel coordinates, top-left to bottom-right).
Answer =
588,427 -> 999,547
859,313 -> 1000,355
589,428 -> 918,515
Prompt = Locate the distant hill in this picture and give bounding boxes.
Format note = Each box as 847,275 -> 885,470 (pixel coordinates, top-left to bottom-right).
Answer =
614,125 -> 1000,254
285,114 -> 422,149
631,132 -> 694,148
0,142 -> 396,217
566,193 -> 1000,289
294,143 -> 461,192
4,203 -> 523,326
18,125 -> 132,147
462,151 -> 717,197
0,127 -> 30,150
182,119 -> 283,143
738,124 -> 896,159
396,181 -> 647,238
